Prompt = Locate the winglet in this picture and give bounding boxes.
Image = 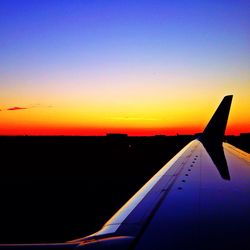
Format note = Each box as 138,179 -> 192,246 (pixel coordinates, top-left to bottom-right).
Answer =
199,95 -> 233,145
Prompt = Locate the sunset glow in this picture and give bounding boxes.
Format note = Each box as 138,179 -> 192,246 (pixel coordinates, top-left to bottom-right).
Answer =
1,0 -> 249,136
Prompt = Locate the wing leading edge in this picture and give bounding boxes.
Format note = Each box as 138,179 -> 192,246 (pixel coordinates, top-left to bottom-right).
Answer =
2,95 -> 250,250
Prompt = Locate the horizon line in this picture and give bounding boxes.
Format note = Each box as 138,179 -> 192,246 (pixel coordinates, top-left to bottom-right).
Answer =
0,133 -> 249,137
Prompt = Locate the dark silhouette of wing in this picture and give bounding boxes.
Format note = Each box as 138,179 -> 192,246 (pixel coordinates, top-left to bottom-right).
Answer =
199,95 -> 232,180
199,95 -> 233,145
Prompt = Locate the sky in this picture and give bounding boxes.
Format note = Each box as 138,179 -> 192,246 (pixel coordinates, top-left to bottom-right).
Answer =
0,0 -> 249,135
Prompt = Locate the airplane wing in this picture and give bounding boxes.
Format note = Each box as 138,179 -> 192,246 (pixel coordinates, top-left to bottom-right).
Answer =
1,95 -> 250,250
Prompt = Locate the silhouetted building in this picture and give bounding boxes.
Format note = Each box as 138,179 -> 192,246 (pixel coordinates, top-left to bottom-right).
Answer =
240,133 -> 250,138
106,133 -> 128,139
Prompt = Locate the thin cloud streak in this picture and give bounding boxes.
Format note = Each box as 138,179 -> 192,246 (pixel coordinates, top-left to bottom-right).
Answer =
7,107 -> 27,111
0,104 -> 54,111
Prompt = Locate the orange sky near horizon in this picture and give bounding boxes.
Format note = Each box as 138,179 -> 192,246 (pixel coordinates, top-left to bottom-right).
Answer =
0,92 -> 249,136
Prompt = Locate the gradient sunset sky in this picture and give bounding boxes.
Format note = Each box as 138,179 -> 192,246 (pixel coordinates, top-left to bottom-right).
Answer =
0,0 -> 249,135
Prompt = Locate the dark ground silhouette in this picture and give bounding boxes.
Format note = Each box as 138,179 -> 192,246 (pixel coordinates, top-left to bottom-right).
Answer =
0,135 -> 249,243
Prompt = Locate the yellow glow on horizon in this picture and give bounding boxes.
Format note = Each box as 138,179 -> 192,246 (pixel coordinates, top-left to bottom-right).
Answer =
0,72 -> 249,135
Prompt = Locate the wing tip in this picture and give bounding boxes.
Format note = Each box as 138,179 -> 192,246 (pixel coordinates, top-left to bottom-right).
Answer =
199,95 -> 233,144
